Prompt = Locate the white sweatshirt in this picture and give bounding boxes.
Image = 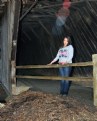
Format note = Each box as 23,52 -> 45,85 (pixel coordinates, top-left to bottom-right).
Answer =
52,45 -> 74,63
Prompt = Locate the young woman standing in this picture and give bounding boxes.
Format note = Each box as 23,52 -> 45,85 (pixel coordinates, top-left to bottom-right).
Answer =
49,36 -> 74,95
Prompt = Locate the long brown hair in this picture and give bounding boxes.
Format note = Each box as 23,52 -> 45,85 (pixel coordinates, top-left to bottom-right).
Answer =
60,36 -> 72,48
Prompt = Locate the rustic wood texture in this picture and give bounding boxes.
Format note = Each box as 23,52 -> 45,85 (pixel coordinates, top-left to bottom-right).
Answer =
0,1 -> 5,16
1,0 -> 16,94
93,54 -> 97,106
11,0 -> 21,95
0,0 -> 7,2
0,0 -> 21,96
20,0 -> 38,21
16,61 -> 93,69
16,75 -> 93,81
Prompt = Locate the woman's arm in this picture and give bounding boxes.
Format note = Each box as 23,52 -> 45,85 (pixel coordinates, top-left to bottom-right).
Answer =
48,51 -> 59,65
66,45 -> 74,62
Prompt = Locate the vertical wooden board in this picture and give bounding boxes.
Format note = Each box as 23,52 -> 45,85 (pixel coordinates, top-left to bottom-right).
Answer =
1,0 -> 21,95
1,7 -> 9,94
11,0 -> 21,94
11,0 -> 21,60
1,0 -> 7,2
92,54 -> 97,106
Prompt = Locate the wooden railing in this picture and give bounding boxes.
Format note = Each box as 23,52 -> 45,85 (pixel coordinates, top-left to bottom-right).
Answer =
12,54 -> 97,106
16,62 -> 93,82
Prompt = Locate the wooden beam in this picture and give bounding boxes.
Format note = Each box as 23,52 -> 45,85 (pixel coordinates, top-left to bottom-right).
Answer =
0,10 -> 3,13
16,75 -> 93,82
1,0 -> 7,3
19,0 -> 38,21
0,3 -> 5,7
92,54 -> 97,106
11,0 -> 21,95
16,61 -> 93,69
25,0 -> 96,12
11,0 -> 21,61
1,0 -> 7,2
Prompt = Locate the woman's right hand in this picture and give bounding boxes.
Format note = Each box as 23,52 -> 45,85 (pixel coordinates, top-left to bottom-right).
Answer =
47,62 -> 52,65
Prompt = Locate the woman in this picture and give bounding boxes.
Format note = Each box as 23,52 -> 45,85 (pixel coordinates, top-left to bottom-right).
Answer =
49,36 -> 74,95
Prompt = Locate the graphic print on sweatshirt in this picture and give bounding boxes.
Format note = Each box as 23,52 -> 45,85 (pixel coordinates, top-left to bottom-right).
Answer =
52,45 -> 74,64
59,49 -> 68,58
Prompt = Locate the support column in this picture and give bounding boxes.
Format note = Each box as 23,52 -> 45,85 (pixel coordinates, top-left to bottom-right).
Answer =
92,54 -> 97,106
11,60 -> 16,95
11,0 -> 21,95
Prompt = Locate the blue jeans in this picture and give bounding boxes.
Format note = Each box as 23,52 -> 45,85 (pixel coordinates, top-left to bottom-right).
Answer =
59,67 -> 72,95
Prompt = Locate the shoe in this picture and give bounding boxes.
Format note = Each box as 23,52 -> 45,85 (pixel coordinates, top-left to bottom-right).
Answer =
60,91 -> 68,95
60,93 -> 68,96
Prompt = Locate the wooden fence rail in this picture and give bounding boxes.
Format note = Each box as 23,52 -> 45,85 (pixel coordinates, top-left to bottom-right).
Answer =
16,61 -> 93,69
15,75 -> 93,81
14,54 -> 97,106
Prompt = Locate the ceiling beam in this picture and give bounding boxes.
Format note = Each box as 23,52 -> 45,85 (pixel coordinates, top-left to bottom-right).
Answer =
1,0 -> 7,3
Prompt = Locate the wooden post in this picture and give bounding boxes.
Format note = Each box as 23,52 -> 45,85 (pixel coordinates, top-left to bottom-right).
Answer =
11,61 -> 17,95
92,54 -> 97,106
11,0 -> 21,95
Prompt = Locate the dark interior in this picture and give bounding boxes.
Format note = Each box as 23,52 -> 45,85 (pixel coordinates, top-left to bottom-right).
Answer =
16,0 -> 97,77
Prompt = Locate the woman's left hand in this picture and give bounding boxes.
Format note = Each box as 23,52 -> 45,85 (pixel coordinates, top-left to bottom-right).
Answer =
59,62 -> 67,65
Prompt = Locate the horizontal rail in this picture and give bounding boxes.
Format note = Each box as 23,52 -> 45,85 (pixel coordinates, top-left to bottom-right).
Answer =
16,61 -> 93,69
16,75 -> 93,81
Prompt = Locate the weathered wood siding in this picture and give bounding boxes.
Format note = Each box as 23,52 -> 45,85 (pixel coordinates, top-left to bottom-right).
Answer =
1,0 -> 16,94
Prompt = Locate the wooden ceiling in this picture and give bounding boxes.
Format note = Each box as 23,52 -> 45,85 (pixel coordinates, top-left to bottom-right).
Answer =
0,0 -> 6,17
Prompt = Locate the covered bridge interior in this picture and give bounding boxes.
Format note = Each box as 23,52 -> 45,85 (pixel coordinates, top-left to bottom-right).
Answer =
17,0 -> 97,77
14,0 -> 97,94
0,0 -> 97,98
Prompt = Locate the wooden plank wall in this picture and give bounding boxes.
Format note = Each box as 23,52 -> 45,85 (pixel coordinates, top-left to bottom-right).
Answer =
1,0 -> 16,94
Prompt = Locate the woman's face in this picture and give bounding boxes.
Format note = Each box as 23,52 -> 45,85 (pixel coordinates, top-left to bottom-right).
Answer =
63,38 -> 69,46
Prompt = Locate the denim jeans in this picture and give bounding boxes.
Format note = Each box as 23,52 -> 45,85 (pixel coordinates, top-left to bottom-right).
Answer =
59,67 -> 72,95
